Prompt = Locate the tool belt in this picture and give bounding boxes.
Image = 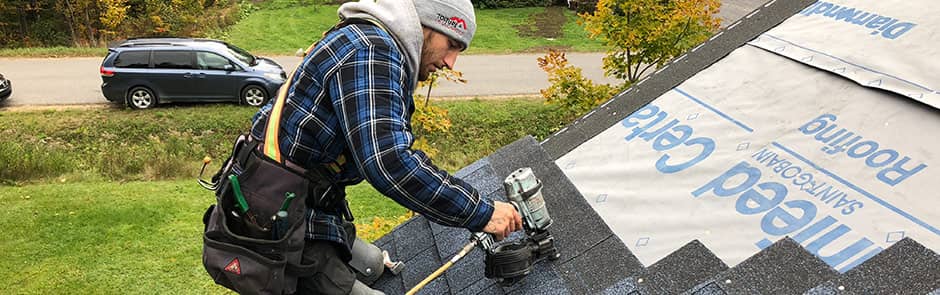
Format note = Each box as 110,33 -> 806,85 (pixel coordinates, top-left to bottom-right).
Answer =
199,40 -> 350,293
200,134 -> 349,295
199,20 -> 376,294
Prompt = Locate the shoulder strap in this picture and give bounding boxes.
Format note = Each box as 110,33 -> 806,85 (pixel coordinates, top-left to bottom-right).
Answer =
262,18 -> 385,167
262,23 -> 339,163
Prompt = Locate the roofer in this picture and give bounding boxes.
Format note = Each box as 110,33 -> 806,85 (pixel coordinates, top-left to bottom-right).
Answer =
248,0 -> 524,293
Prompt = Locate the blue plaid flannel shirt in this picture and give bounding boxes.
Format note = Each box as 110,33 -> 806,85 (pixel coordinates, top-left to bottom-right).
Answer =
250,23 -> 494,250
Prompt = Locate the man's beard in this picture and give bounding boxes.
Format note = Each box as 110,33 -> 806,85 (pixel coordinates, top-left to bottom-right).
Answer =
418,35 -> 433,82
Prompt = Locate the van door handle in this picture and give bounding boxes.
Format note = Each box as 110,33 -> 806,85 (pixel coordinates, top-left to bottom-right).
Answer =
184,73 -> 193,78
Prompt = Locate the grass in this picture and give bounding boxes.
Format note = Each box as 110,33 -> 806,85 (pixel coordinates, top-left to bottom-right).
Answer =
0,97 -> 567,293
428,98 -> 569,169
467,7 -> 604,54
0,105 -> 256,185
0,5 -> 602,58
0,179 -> 405,294
220,5 -> 340,55
0,99 -> 565,185
226,5 -> 603,55
0,46 -> 108,58
0,180 -> 229,293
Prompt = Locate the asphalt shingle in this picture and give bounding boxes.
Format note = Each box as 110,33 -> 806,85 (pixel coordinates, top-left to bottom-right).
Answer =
392,216 -> 434,262
556,235 -> 645,294
400,246 -> 449,295
684,237 -> 838,294
502,262 -> 570,295
804,237 -> 940,294
638,240 -> 729,294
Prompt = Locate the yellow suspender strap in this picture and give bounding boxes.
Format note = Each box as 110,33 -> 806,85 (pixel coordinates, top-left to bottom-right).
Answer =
264,19 -> 384,166
263,42 -> 319,163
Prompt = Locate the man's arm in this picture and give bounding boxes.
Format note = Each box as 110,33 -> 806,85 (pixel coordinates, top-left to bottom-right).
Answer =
329,42 -> 496,231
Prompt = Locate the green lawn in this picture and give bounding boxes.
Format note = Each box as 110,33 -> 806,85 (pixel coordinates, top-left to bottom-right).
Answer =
0,98 -> 566,185
0,97 -> 568,293
226,5 -> 603,55
467,7 -> 604,54
0,46 -> 108,58
221,5 -> 341,55
0,179 -> 405,294
0,5 -> 603,58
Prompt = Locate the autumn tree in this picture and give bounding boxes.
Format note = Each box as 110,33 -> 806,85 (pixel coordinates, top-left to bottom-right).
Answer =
410,68 -> 465,158
538,50 -> 622,120
581,0 -> 721,82
0,0 -> 241,48
539,0 -> 720,119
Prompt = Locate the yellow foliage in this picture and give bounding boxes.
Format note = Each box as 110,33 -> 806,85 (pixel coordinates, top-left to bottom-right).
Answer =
580,0 -> 721,82
98,0 -> 129,39
357,213 -> 413,242
411,68 -> 462,159
538,50 -> 622,119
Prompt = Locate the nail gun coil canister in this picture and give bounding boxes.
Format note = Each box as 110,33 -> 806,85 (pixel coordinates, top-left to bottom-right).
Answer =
504,168 -> 553,231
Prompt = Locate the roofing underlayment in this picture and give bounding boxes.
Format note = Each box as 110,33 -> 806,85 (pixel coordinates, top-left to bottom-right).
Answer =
370,0 -> 940,293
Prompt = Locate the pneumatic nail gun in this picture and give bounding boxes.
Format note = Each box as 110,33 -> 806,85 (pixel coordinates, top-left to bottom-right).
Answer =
476,167 -> 560,286
406,167 -> 561,295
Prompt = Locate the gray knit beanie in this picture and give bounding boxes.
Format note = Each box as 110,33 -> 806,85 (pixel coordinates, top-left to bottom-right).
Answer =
414,0 -> 476,51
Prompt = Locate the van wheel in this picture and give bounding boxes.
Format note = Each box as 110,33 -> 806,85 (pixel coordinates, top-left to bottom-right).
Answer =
127,87 -> 157,109
241,85 -> 267,107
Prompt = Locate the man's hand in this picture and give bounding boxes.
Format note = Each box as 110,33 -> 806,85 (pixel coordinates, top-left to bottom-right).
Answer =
482,201 -> 524,241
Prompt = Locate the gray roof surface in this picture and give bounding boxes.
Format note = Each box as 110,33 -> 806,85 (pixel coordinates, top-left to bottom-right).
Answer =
370,137 -> 939,294
369,0 -> 940,293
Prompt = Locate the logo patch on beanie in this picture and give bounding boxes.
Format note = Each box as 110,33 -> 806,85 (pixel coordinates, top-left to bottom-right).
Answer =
436,13 -> 468,35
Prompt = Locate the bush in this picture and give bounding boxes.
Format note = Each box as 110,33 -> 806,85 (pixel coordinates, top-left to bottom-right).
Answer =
538,50 -> 624,120
471,0 -> 553,9
0,0 -> 244,48
581,0 -> 720,82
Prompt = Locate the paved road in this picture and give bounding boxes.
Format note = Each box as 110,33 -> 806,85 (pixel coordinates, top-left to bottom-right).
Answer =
0,0 -> 765,107
0,53 -> 619,107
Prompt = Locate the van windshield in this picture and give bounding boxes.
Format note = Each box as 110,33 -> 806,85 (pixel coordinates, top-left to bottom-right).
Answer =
226,44 -> 256,66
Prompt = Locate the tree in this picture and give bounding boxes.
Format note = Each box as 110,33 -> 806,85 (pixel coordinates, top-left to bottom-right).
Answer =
538,49 -> 622,120
0,0 -> 241,48
580,0 -> 721,82
410,68 -> 464,159
98,0 -> 129,42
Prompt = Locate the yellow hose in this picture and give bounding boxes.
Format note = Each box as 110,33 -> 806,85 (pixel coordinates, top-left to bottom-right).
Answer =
405,240 -> 478,295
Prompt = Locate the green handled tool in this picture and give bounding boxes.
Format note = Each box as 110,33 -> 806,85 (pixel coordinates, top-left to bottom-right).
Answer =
279,192 -> 296,212
271,192 -> 296,240
228,175 -> 250,214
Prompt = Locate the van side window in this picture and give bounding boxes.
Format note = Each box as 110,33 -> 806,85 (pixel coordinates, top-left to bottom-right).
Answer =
114,51 -> 150,68
153,51 -> 195,69
197,52 -> 236,71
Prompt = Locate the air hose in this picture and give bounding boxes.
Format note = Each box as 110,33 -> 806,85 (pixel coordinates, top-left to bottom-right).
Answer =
405,239 -> 478,295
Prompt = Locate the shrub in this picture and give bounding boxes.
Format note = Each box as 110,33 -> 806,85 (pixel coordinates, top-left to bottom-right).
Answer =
411,69 -> 463,158
538,0 -> 720,119
538,50 -> 623,120
573,0 -> 599,13
0,0 -> 244,48
581,0 -> 721,82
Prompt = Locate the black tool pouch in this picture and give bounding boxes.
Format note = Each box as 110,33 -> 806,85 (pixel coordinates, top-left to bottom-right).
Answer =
200,134 -> 329,295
